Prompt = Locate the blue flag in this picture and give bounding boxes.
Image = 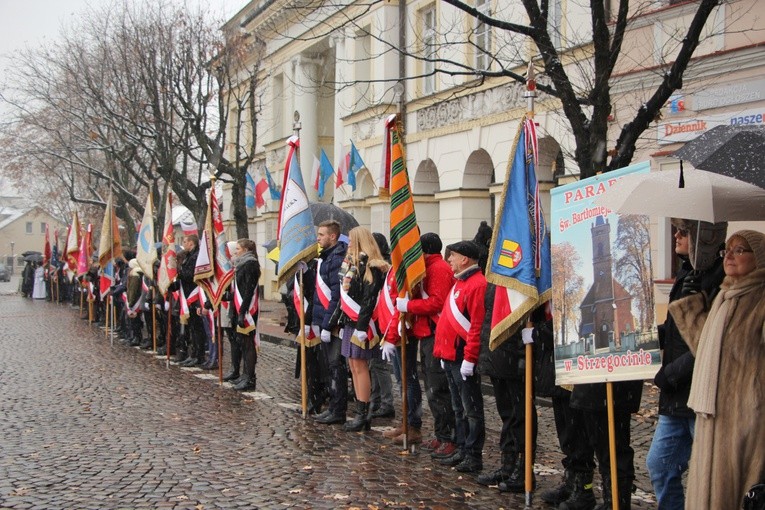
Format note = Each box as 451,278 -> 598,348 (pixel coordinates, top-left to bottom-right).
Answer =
318,149 -> 334,200
485,117 -> 552,349
264,166 -> 281,200
245,171 -> 257,208
348,142 -> 365,191
277,136 -> 318,287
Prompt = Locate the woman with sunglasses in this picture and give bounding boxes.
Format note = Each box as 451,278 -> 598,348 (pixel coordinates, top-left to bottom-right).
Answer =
669,229 -> 765,510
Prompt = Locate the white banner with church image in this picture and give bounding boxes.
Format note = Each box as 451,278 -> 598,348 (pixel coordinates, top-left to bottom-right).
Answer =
550,161 -> 661,385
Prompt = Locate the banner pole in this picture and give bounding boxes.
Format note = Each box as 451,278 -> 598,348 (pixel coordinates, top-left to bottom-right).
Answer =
399,313 -> 409,451
525,340 -> 534,507
299,271 -> 308,419
607,382 -> 620,510
166,292 -> 173,369
217,307 -> 223,385
152,287 -> 157,352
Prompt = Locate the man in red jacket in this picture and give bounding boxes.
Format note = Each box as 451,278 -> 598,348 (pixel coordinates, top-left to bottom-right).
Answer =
381,233 -> 456,448
433,240 -> 487,474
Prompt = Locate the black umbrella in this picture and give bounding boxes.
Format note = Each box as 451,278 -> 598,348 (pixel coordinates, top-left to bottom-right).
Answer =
310,203 -> 359,235
21,250 -> 42,257
263,239 -> 278,252
673,124 -> 765,189
23,253 -> 44,263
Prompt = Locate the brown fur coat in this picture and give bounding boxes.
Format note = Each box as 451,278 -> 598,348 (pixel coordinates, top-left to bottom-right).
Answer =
668,268 -> 765,510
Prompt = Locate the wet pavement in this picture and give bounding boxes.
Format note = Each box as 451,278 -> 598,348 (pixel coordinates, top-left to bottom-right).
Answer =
0,289 -> 659,509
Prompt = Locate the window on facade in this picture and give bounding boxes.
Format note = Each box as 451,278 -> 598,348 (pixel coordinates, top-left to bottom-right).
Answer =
474,0 -> 491,71
547,0 -> 562,49
26,222 -> 33,234
41,222 -> 46,233
422,7 -> 436,95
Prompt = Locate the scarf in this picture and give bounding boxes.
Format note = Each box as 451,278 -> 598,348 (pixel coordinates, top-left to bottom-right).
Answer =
232,251 -> 258,270
687,268 -> 765,417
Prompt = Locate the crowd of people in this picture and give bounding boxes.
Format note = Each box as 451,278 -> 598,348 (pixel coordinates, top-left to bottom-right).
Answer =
27,220 -> 765,510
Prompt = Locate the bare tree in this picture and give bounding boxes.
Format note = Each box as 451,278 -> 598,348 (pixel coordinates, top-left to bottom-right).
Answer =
261,0 -> 738,178
0,0 -> 263,240
551,241 -> 585,344
614,214 -> 654,330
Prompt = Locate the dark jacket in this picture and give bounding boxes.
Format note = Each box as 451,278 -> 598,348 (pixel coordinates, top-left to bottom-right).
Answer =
655,256 -> 724,417
311,241 -> 346,332
229,257 -> 261,324
479,283 -> 524,380
570,379 -> 643,413
176,246 -> 200,311
331,257 -> 388,333
533,318 -> 570,398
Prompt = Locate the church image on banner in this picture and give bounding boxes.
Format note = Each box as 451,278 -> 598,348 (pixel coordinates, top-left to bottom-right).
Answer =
550,162 -> 661,386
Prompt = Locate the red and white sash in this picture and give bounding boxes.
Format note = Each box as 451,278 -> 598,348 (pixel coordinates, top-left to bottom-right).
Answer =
294,273 -> 316,341
315,258 -> 331,309
233,280 -> 259,335
374,268 -> 396,335
442,285 -> 470,340
340,287 -> 380,342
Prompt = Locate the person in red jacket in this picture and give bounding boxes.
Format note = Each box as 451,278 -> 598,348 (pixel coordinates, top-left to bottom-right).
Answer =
380,233 -> 456,447
433,240 -> 487,474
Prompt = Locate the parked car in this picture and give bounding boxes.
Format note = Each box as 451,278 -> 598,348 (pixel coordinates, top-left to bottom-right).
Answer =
0,263 -> 9,282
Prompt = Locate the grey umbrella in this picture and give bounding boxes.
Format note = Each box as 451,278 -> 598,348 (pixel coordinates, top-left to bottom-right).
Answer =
673,124 -> 765,189
23,253 -> 44,263
310,202 -> 359,235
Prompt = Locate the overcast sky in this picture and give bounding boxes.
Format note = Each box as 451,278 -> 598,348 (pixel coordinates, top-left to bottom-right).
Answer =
0,0 -> 249,60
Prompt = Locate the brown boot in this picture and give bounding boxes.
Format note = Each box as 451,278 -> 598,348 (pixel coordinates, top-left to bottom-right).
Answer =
393,427 -> 422,445
383,426 -> 403,439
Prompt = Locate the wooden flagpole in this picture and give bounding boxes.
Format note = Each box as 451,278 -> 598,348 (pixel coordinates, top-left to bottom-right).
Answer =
165,292 -> 173,369
299,270 -> 308,418
217,308 -> 223,385
152,287 -> 157,352
399,312 -> 409,451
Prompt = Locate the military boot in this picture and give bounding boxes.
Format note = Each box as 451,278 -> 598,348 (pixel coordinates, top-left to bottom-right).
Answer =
541,469 -> 574,506
558,471 -> 596,510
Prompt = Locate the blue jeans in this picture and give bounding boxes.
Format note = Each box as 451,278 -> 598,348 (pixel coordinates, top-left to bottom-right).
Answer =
646,414 -> 695,510
444,358 -> 485,460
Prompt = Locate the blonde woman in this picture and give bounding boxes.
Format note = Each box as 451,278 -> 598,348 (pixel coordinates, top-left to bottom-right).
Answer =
332,227 -> 390,431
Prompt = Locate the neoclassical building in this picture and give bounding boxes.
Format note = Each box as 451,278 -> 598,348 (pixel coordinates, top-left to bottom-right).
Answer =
221,0 -> 765,301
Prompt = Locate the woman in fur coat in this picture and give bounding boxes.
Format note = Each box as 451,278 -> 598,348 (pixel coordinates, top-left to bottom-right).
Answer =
669,229 -> 765,510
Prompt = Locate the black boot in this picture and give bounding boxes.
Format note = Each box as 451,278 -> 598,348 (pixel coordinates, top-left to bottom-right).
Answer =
224,337 -> 242,381
343,401 -> 371,432
593,478 -> 632,510
477,452 -> 516,486
233,376 -> 256,392
559,471 -> 596,510
541,469 -> 574,506
498,453 -> 535,493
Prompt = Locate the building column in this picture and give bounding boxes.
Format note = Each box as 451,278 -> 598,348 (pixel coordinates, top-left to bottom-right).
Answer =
292,54 -> 323,202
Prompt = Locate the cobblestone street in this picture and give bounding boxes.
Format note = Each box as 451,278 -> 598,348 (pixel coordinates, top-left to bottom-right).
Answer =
0,290 -> 659,509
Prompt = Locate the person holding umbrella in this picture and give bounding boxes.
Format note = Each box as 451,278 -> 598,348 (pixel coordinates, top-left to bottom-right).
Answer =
669,229 -> 765,510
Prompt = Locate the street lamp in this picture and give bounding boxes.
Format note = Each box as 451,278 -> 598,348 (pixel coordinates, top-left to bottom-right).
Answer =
10,241 -> 14,275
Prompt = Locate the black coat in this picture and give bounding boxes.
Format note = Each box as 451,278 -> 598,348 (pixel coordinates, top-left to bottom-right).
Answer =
331,258 -> 386,332
311,241 -> 346,331
479,283 -> 524,380
655,256 -> 724,417
229,257 -> 261,324
533,319 -> 570,398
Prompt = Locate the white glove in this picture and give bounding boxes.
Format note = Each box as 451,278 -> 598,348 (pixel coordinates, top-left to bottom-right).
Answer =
460,360 -> 475,380
521,327 -> 534,345
304,325 -> 312,337
144,303 -> 150,311
396,297 -> 409,313
354,329 -> 368,342
381,341 -> 397,362
440,359 -> 445,370
164,302 -> 170,312
320,329 -> 331,343
312,324 -> 320,337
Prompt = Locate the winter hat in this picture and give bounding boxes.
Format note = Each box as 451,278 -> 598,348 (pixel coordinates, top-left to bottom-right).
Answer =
373,233 -> 391,261
728,230 -> 765,269
446,240 -> 481,261
420,233 -> 442,255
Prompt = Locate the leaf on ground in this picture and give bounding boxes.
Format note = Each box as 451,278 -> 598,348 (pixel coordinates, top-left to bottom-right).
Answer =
288,489 -> 302,494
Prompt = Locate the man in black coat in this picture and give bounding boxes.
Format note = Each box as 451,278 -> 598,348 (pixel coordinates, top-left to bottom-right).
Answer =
477,288 -> 541,492
176,235 -> 206,367
311,220 -> 348,425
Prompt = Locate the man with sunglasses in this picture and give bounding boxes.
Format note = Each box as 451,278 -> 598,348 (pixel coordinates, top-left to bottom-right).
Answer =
646,219 -> 726,510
